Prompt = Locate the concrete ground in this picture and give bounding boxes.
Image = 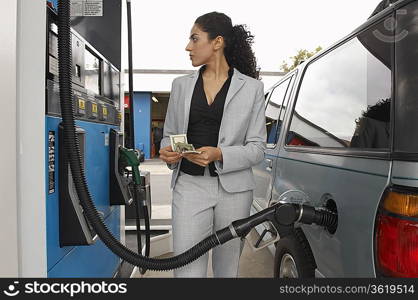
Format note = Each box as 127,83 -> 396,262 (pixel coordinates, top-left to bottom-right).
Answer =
129,158 -> 274,278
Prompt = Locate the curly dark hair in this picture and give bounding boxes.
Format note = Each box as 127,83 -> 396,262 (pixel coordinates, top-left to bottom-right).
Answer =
195,12 -> 260,79
361,98 -> 391,122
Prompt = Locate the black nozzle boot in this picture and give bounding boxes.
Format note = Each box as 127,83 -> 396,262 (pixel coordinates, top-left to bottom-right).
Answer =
296,205 -> 338,232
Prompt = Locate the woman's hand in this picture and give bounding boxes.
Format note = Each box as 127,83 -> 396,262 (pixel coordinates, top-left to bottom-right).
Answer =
159,146 -> 182,164
182,146 -> 222,167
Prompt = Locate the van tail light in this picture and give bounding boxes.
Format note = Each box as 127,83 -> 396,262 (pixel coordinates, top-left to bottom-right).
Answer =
375,188 -> 418,277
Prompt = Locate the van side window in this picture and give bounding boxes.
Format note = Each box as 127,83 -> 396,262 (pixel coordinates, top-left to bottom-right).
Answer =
286,18 -> 393,150
265,76 -> 292,146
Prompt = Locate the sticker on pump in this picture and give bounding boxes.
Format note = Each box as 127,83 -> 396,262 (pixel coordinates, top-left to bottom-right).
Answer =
71,0 -> 103,17
103,106 -> 108,116
78,99 -> 85,110
92,103 -> 98,113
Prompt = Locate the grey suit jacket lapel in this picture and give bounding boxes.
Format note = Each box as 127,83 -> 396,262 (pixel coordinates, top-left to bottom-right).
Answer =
224,68 -> 246,110
218,69 -> 246,142
183,71 -> 199,132
182,67 -> 246,133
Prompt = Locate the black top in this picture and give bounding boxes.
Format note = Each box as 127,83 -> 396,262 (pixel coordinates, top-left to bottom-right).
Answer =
180,65 -> 234,176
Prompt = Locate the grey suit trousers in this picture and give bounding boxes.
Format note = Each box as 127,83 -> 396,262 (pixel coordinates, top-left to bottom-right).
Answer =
172,168 -> 253,278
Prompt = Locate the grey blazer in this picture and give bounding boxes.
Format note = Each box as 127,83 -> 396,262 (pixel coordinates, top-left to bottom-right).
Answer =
160,67 -> 267,193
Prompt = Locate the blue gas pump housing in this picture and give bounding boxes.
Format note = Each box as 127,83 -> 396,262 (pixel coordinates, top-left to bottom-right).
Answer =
45,2 -> 124,277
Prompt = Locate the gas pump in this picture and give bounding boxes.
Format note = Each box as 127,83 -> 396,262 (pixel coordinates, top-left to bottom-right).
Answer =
45,0 -> 127,276
47,0 -> 337,276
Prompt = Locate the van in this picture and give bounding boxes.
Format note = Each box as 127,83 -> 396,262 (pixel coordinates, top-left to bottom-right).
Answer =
252,0 -> 418,277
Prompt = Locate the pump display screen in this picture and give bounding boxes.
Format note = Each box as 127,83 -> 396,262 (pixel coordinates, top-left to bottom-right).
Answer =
111,67 -> 120,103
84,48 -> 101,95
103,61 -> 120,103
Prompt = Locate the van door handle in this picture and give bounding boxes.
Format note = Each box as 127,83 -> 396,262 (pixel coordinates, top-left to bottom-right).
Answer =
265,158 -> 273,171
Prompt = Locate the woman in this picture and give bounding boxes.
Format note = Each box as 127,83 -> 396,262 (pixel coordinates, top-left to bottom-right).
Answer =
159,11 -> 266,277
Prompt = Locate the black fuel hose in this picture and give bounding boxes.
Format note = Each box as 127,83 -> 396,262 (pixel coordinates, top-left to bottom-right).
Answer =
126,0 -> 151,270
57,0 -> 235,271
136,183 -> 151,260
142,205 -> 151,258
138,205 -> 151,275
133,189 -> 143,258
126,0 -> 135,149
133,184 -> 151,274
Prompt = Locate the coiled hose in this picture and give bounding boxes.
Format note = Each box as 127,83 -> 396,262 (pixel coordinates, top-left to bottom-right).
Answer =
297,205 -> 338,233
57,0 -> 233,271
312,209 -> 338,233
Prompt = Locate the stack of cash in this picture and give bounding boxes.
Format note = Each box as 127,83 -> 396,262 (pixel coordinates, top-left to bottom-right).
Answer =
170,134 -> 202,154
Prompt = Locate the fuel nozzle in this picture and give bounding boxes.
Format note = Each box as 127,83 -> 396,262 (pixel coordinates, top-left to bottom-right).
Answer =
119,146 -> 141,184
229,202 -> 338,240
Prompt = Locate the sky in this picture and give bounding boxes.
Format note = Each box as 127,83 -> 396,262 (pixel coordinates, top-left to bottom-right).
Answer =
122,0 -> 383,72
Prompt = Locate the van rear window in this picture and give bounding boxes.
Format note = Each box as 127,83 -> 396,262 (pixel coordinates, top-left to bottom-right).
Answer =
394,1 -> 418,154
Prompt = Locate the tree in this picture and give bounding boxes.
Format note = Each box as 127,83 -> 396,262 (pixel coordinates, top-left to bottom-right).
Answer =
280,46 -> 322,73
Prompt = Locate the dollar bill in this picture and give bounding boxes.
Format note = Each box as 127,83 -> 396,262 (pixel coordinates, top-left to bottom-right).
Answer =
169,134 -> 202,154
